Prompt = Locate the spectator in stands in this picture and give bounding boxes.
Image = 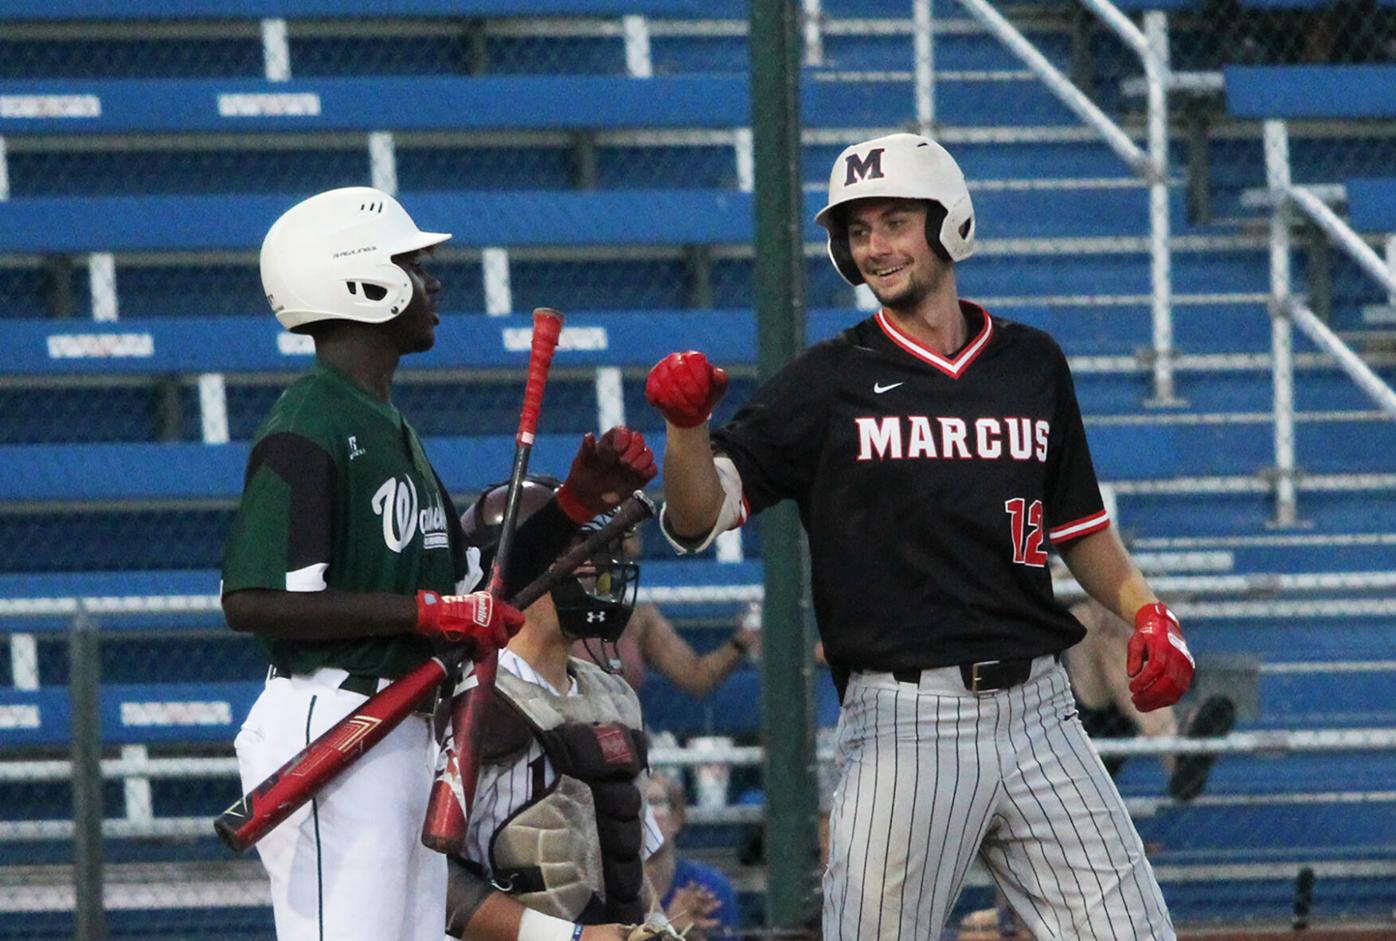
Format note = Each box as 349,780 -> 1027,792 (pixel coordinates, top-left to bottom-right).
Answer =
222,186 -> 656,941
571,531 -> 761,697
645,771 -> 743,940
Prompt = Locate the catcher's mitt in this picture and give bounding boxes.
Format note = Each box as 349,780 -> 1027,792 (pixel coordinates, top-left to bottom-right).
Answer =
620,914 -> 686,939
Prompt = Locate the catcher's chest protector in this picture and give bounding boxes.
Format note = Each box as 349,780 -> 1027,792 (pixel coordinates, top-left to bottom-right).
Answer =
483,659 -> 649,925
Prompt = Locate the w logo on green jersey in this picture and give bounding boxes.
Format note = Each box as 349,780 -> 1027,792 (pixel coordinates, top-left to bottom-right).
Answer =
371,475 -> 450,554
371,476 -> 420,553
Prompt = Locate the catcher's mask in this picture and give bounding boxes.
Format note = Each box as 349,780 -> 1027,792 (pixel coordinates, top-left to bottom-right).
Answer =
814,132 -> 975,285
460,475 -> 640,653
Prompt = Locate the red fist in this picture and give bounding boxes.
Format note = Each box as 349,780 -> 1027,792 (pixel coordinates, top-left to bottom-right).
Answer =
414,590 -> 524,659
645,351 -> 729,429
1127,602 -> 1195,712
555,426 -> 658,523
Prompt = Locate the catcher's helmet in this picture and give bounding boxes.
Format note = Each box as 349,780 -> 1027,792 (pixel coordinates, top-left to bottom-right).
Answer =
814,132 -> 975,285
260,186 -> 451,331
461,475 -> 639,645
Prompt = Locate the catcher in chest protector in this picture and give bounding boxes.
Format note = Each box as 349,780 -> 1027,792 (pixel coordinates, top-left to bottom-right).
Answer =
443,475 -> 686,941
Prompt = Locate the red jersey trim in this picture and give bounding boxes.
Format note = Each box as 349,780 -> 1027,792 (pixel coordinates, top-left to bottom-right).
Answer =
875,303 -> 993,379
1048,510 -> 1111,544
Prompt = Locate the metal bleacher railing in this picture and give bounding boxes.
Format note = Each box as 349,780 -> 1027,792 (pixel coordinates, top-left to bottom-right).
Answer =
1222,63 -> 1396,526
1,0 -> 1396,937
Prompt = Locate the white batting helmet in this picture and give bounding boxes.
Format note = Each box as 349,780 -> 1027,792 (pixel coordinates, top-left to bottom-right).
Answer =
814,132 -> 975,285
260,186 -> 451,331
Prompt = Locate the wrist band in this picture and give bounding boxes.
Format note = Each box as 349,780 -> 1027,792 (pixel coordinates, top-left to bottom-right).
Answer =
517,908 -> 581,941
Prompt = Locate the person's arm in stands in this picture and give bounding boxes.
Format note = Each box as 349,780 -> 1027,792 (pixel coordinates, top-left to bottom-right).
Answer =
638,603 -> 758,698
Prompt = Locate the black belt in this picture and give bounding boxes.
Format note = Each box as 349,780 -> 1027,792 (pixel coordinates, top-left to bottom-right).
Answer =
892,656 -> 1042,695
269,666 -> 438,715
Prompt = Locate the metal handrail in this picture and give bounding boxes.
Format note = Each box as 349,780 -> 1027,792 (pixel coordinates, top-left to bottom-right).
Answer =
950,0 -> 1178,403
1263,119 -> 1396,525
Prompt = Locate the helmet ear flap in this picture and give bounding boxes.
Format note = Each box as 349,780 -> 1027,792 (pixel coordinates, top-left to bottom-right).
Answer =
923,201 -> 953,264
826,228 -> 865,286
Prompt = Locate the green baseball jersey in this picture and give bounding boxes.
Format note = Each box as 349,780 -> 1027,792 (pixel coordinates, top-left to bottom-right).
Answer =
222,362 -> 472,677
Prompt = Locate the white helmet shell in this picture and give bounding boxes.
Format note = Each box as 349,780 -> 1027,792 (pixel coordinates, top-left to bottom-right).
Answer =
814,133 -> 975,285
260,186 -> 451,331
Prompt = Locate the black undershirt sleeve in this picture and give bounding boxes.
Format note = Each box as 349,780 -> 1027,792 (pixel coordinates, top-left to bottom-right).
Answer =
244,432 -> 337,578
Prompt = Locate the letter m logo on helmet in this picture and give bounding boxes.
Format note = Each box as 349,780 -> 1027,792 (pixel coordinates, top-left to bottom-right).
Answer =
843,147 -> 886,187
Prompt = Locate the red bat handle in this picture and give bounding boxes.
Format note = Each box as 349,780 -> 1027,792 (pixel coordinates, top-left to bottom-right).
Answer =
517,308 -> 562,446
421,306 -> 564,855
419,653 -> 497,854
214,657 -> 448,853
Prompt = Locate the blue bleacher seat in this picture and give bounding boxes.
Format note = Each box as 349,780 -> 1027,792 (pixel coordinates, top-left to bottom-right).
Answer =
0,1 -> 742,20
0,186 -> 1202,256
0,682 -> 259,748
0,190 -> 755,253
1225,65 -> 1396,120
0,76 -> 749,135
1345,177 -> 1396,232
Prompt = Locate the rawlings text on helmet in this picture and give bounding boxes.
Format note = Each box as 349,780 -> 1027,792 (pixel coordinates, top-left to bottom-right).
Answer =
260,186 -> 451,331
814,133 -> 976,285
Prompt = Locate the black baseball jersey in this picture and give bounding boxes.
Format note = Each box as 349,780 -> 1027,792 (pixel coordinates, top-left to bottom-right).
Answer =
711,302 -> 1106,673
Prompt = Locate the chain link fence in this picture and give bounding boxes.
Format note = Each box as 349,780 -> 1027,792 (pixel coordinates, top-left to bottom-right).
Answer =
0,1 -> 1393,939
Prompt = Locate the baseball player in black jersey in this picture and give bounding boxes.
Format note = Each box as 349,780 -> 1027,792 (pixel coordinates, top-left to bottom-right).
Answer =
643,134 -> 1195,940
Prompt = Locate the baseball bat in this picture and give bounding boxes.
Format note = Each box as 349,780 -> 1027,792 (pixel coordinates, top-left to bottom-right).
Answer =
213,491 -> 656,854
421,307 -> 564,853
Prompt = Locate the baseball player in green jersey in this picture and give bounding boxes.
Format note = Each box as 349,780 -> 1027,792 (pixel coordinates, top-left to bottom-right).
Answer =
222,187 -> 657,941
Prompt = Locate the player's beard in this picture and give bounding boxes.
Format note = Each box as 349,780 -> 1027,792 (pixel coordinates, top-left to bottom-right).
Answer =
870,265 -> 935,313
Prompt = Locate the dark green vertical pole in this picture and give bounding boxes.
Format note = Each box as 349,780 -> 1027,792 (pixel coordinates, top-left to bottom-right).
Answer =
749,0 -> 819,933
70,609 -> 107,940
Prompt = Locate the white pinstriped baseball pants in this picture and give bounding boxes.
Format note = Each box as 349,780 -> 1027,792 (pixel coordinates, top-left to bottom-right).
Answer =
822,658 -> 1175,940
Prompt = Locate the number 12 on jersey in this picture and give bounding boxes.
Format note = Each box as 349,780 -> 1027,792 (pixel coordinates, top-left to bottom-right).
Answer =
1004,497 -> 1048,567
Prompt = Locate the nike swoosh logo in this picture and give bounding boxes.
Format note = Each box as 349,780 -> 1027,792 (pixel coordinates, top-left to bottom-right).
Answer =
873,382 -> 904,394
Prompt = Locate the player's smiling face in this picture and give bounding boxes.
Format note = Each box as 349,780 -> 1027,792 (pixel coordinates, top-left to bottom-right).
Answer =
845,198 -> 943,310
383,247 -> 441,354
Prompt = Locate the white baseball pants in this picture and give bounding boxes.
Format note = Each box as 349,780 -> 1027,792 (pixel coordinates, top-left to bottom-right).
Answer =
234,668 -> 445,941
822,658 -> 1174,940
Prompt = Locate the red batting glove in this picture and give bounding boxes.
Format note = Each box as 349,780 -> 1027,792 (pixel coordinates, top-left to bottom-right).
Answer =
414,590 -> 524,660
555,426 -> 658,524
1126,602 -> 1195,712
645,351 -> 729,428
